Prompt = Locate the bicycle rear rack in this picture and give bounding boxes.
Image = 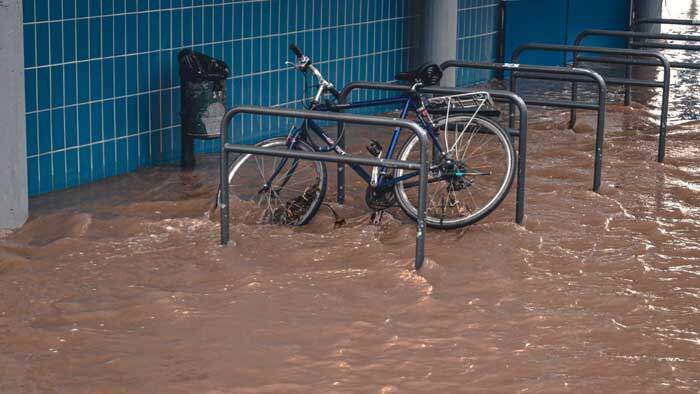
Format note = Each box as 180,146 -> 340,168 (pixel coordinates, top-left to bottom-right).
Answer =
336,83 -> 529,225
219,106 -> 431,270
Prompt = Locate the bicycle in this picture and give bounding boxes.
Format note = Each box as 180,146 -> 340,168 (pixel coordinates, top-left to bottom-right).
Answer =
220,44 -> 516,229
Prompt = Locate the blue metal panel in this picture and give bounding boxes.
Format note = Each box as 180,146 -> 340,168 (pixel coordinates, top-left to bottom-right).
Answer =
505,0 -> 630,65
505,0 -> 568,65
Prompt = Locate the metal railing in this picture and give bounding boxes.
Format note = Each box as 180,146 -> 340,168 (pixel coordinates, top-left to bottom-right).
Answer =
336,82 -> 529,224
219,106 -> 431,270
440,61 -> 608,193
512,44 -> 672,163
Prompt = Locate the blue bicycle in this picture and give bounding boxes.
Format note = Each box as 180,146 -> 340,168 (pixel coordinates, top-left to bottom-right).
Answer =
222,45 -> 516,229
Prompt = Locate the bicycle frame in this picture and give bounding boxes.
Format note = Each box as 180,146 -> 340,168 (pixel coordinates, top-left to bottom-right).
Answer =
286,94 -> 445,191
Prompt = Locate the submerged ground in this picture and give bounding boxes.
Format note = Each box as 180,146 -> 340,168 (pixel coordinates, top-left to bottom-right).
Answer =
1,95 -> 699,392
3,10 -> 700,393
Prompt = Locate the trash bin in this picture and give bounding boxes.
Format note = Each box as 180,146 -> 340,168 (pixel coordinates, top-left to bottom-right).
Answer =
178,49 -> 230,167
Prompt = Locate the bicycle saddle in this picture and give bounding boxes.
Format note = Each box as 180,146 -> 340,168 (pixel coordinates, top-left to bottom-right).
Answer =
395,63 -> 443,86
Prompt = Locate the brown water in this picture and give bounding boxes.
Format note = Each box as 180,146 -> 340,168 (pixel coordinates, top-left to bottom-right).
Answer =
3,16 -> 700,394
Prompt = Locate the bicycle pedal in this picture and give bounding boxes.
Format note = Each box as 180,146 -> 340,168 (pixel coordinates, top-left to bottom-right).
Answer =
366,140 -> 383,157
370,210 -> 384,225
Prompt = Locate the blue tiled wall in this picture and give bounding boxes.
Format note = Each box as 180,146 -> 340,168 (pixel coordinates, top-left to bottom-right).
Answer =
23,0 -> 413,196
455,0 -> 500,87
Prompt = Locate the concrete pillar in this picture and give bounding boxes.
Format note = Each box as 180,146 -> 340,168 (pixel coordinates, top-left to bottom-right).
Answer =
633,0 -> 664,33
408,0 -> 459,87
0,0 -> 28,229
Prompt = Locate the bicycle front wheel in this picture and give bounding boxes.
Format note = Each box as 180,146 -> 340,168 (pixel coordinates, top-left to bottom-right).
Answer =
223,137 -> 327,226
394,115 -> 515,229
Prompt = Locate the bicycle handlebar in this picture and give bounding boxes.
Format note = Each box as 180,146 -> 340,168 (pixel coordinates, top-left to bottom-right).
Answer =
289,44 -> 304,59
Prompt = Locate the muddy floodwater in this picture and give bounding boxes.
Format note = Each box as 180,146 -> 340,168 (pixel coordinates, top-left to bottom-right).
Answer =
3,19 -> 700,394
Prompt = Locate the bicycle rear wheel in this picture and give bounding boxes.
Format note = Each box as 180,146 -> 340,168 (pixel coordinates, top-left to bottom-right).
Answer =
394,115 -> 515,229
223,137 -> 327,226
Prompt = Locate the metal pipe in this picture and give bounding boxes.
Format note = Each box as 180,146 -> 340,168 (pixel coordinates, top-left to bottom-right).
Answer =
219,105 -> 430,270
578,54 -> 700,70
631,41 -> 700,51
496,0 -> 507,80
440,60 -> 608,192
514,43 -> 671,164
576,29 -> 700,44
635,18 -> 700,27
338,81 -> 529,224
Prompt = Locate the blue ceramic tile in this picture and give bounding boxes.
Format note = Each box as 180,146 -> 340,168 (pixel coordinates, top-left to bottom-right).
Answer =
78,146 -> 91,184
127,95 -> 138,134
50,65 -> 63,107
36,23 -> 50,66
137,93 -> 149,132
36,0 -> 49,21
91,143 -> 104,180
50,0 -> 62,20
26,113 -> 39,156
66,148 -> 79,187
27,157 -> 40,196
76,19 -> 90,60
102,59 -> 114,99
25,70 -> 37,112
115,98 -> 127,136
114,15 -> 126,55
51,108 -> 65,150
38,110 -> 52,153
89,60 -> 102,100
39,154 -> 53,194
89,0 -> 101,16
103,99 -> 115,140
102,16 -> 114,57
63,20 -> 76,62
65,105 -> 78,147
24,25 -> 36,68
52,151 -> 66,190
89,18 -> 102,58
90,102 -> 102,142
104,140 -> 116,177
116,137 -> 128,174
63,0 -> 76,19
77,103 -> 91,145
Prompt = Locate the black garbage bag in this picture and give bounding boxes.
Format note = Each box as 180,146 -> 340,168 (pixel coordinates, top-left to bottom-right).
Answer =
178,49 -> 230,136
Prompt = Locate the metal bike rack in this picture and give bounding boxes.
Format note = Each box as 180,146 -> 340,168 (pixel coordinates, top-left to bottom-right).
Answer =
219,106 -> 431,270
575,29 -> 700,69
336,82 -> 529,224
575,29 -> 700,109
634,18 -> 700,29
440,61 -> 608,193
512,44 -> 671,163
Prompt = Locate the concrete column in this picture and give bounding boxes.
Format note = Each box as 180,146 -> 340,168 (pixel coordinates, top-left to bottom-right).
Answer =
408,0 -> 459,87
633,0 -> 664,33
0,0 -> 28,229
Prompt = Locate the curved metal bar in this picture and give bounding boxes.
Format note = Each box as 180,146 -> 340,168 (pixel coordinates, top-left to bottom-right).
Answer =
439,60 -> 608,192
337,81 -> 529,224
513,43 -> 671,163
219,105 -> 430,270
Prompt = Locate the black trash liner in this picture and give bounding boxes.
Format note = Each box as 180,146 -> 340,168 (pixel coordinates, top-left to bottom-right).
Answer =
178,49 -> 230,137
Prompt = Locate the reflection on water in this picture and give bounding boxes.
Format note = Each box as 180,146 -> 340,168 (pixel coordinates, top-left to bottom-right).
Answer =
1,5 -> 700,394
